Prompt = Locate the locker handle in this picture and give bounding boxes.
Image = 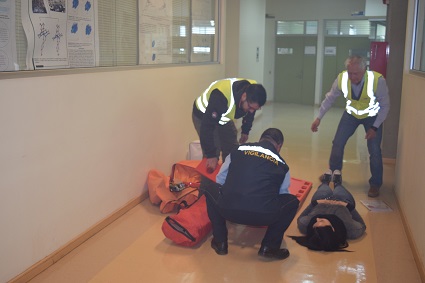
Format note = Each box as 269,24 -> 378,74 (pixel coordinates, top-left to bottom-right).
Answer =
373,45 -> 378,60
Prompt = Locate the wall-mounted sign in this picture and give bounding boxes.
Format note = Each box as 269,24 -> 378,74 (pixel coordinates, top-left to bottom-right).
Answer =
277,48 -> 293,55
324,46 -> 337,56
305,46 -> 316,55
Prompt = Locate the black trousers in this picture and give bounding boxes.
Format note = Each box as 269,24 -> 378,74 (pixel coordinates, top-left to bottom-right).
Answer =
203,182 -> 299,249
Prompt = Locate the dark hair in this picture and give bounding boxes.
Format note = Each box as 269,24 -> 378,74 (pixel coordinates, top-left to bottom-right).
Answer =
246,84 -> 267,106
288,215 -> 350,252
260,128 -> 284,145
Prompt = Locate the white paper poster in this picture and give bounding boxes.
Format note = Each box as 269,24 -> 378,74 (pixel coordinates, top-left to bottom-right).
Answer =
21,0 -> 99,70
139,0 -> 173,64
0,0 -> 18,71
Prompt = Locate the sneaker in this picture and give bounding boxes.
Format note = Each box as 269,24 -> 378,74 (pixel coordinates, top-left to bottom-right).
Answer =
332,170 -> 342,185
319,169 -> 332,185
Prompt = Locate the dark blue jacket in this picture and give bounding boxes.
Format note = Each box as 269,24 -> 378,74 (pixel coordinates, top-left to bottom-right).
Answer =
218,140 -> 289,213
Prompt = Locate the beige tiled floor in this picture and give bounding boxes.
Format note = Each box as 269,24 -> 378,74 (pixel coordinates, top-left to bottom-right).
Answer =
29,103 -> 422,283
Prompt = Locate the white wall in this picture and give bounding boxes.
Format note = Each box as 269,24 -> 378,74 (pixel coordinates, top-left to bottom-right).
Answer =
266,0 -> 366,20
238,0 -> 266,84
224,1 -> 240,78
365,0 -> 387,16
1,2 -> 231,280
0,60 -> 225,283
396,0 -> 425,273
263,17 -> 276,101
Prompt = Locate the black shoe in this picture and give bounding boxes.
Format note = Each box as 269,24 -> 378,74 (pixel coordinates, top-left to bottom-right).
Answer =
211,238 -> 228,255
368,186 -> 380,197
332,170 -> 342,185
319,169 -> 332,185
258,246 -> 289,260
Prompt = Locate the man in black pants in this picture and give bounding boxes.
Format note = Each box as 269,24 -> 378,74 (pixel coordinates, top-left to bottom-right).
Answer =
192,78 -> 267,173
203,128 -> 299,260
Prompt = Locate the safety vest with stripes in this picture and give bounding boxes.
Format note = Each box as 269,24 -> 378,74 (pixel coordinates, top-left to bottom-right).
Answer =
195,78 -> 257,125
338,70 -> 382,119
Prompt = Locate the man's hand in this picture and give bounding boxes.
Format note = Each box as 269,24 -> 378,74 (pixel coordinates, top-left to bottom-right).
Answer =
206,157 -> 219,173
239,133 -> 248,144
311,118 -> 321,132
365,128 -> 377,140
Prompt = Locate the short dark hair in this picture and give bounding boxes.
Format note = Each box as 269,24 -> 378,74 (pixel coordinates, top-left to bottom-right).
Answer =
246,84 -> 267,106
260,128 -> 284,145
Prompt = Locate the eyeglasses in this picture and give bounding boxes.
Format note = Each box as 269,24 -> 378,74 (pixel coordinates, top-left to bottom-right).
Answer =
246,100 -> 261,111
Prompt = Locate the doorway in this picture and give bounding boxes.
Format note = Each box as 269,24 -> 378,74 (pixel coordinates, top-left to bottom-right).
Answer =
274,35 -> 317,105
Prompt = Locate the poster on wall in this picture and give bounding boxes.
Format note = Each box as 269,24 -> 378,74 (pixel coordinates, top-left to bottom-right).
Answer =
21,0 -> 99,70
138,0 -> 173,64
0,0 -> 18,71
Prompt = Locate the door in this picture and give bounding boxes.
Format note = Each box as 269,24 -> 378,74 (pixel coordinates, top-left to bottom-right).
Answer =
274,35 -> 317,105
322,36 -> 371,108
370,41 -> 389,78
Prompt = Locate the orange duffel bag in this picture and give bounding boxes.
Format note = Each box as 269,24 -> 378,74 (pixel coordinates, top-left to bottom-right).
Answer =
147,160 -> 202,213
161,194 -> 212,247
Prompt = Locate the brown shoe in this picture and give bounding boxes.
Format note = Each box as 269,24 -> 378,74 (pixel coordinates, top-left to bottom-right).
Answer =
368,186 -> 380,198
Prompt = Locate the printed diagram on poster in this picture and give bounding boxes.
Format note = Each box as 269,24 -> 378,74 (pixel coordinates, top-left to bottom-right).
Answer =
139,0 -> 173,64
21,0 -> 99,70
324,46 -> 337,56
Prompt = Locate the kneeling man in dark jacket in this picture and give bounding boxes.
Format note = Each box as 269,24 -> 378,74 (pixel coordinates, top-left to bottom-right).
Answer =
203,128 -> 299,260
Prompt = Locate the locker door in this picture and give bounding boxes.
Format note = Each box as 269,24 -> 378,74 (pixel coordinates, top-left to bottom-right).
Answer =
370,41 -> 389,77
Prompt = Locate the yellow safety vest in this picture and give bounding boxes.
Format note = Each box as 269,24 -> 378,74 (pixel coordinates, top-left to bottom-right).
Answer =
338,70 -> 381,119
195,78 -> 257,125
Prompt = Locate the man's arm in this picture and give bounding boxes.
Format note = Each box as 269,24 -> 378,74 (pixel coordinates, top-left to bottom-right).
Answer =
279,170 -> 291,194
311,78 -> 342,132
216,154 -> 231,185
200,90 -> 228,158
317,79 -> 343,120
365,77 -> 390,140
372,77 -> 390,128
239,112 -> 255,143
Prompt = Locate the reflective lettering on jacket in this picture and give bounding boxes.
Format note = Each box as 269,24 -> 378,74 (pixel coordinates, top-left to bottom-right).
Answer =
195,78 -> 257,125
238,145 -> 285,166
338,70 -> 381,119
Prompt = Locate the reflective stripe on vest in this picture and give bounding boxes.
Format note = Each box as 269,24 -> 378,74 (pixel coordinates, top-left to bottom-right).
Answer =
196,78 -> 238,125
341,71 -> 380,117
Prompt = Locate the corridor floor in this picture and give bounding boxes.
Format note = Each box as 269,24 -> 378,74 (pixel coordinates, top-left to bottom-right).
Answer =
28,103 -> 422,283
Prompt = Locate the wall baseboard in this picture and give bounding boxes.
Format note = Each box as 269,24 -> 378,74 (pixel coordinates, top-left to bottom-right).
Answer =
383,158 -> 396,165
9,193 -> 148,283
395,192 -> 425,283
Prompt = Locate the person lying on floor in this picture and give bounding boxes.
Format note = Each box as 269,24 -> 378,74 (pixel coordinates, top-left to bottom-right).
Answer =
202,128 -> 300,260
289,172 -> 366,251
